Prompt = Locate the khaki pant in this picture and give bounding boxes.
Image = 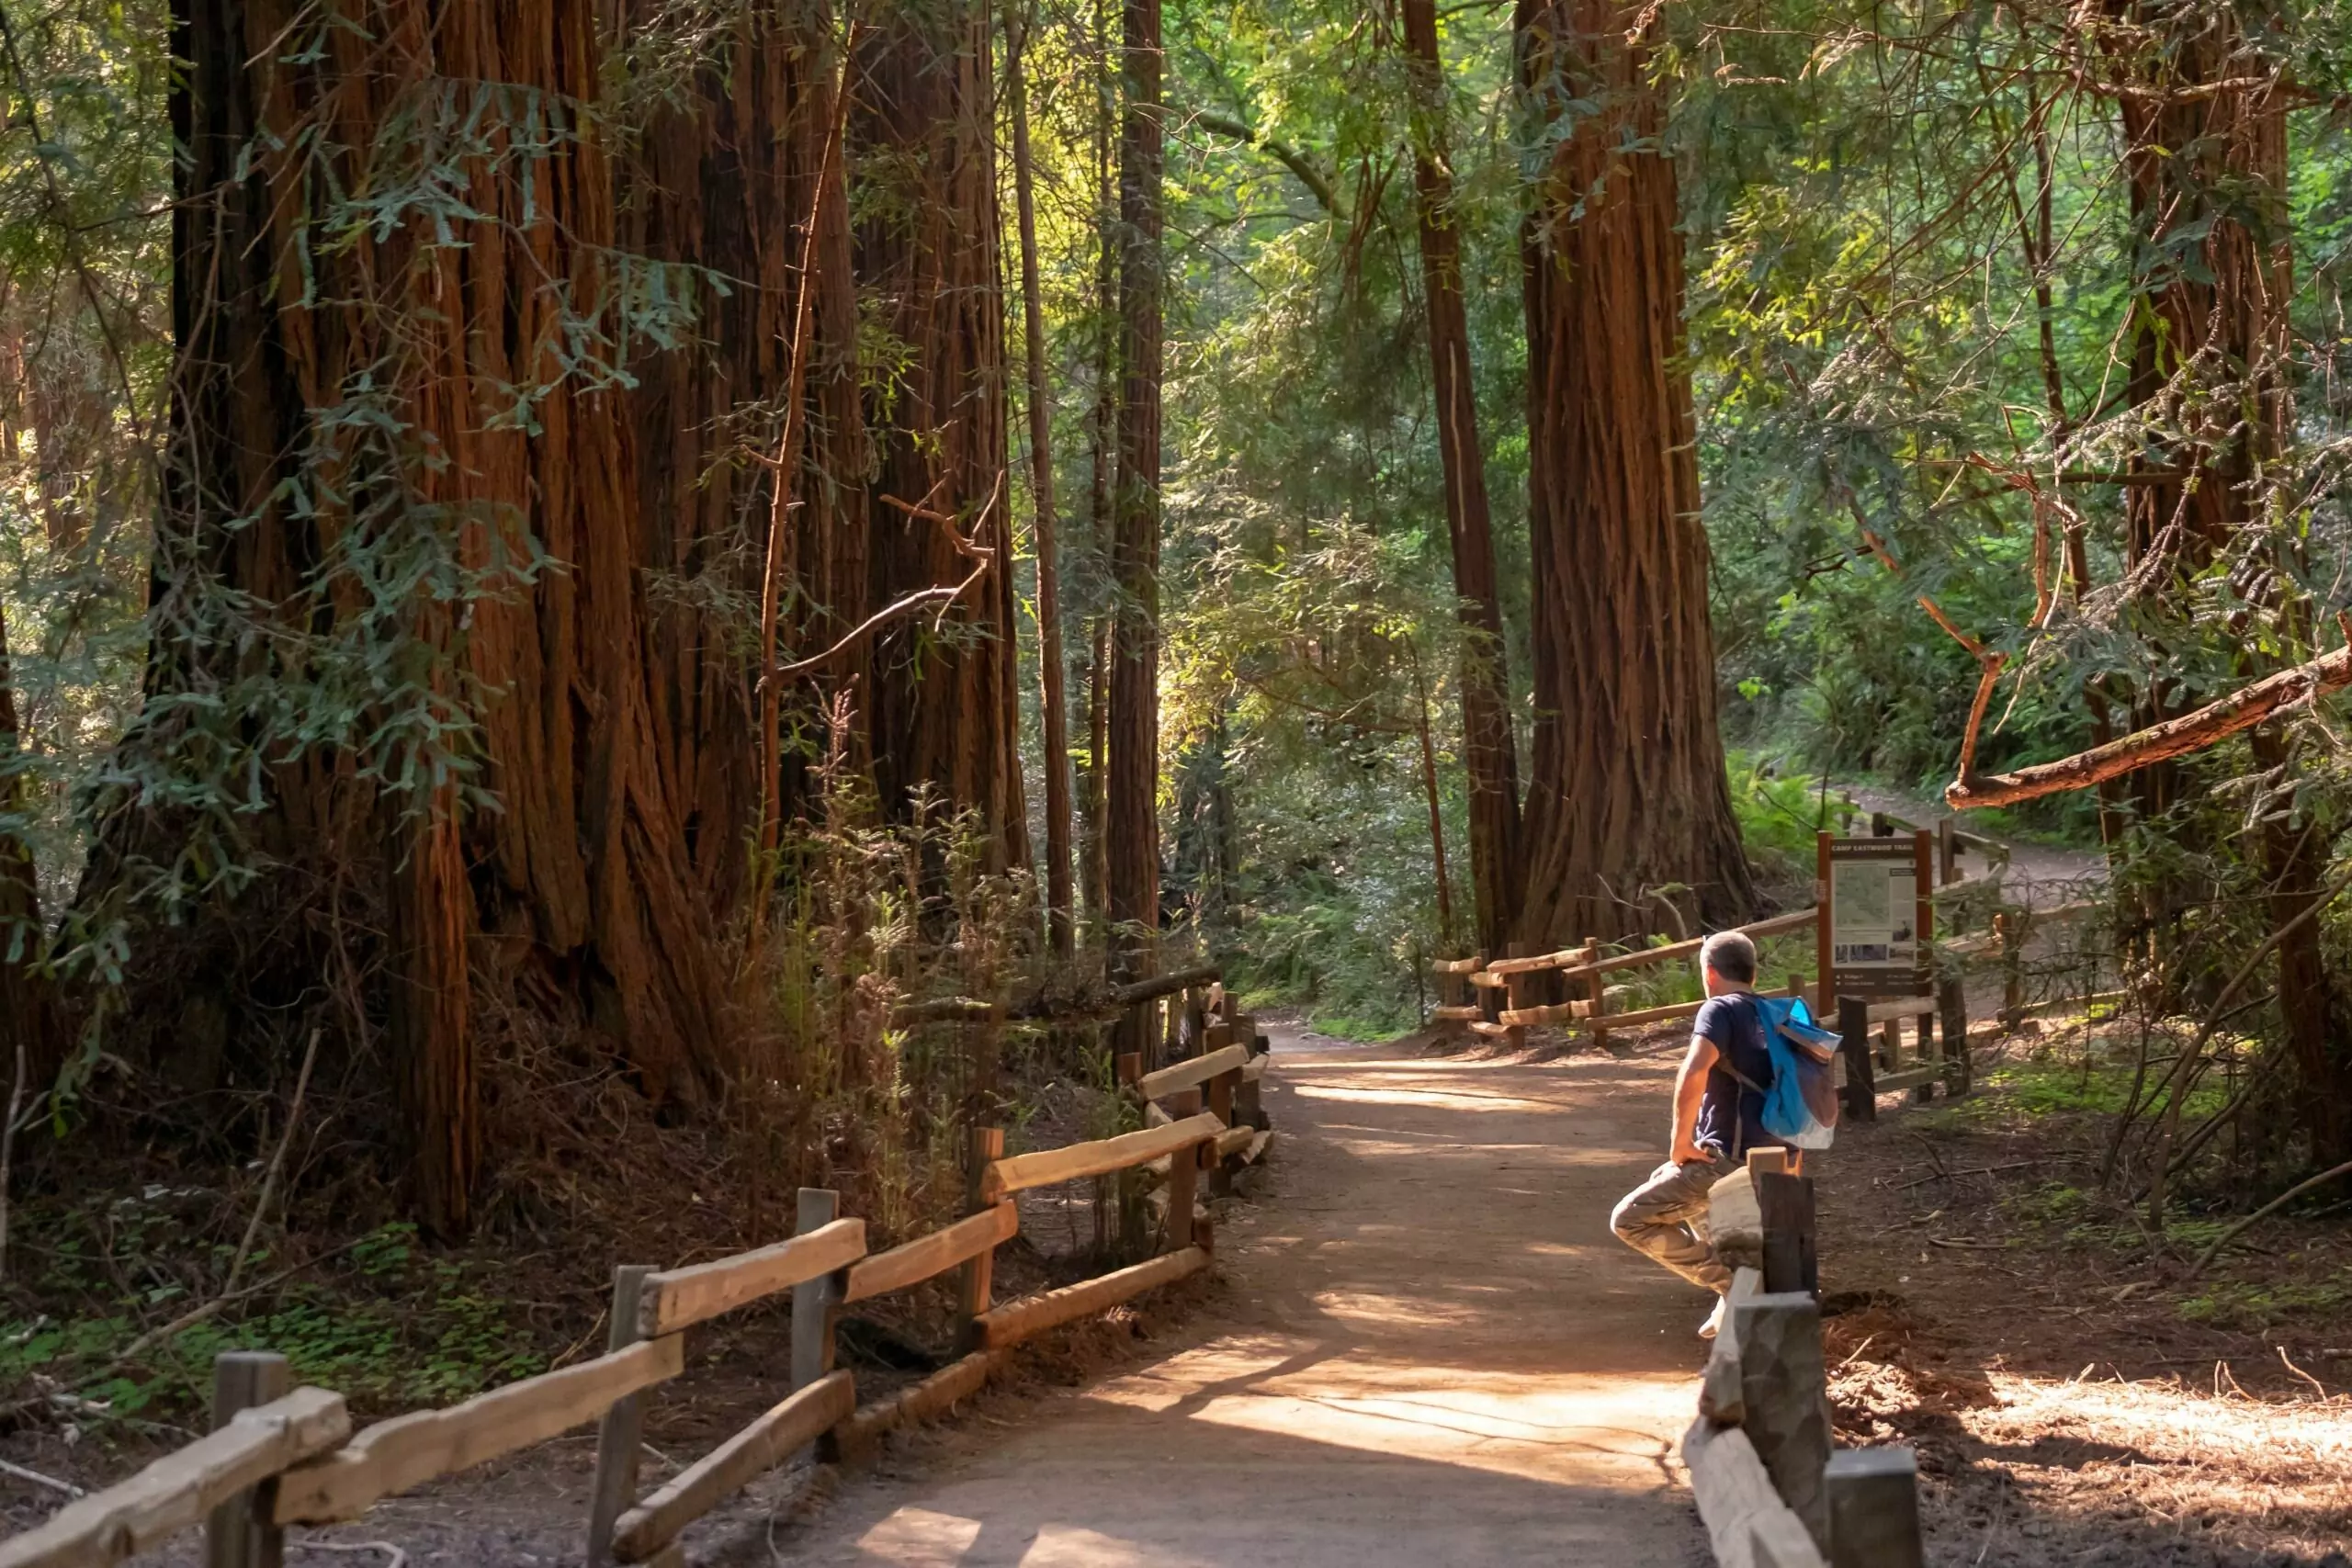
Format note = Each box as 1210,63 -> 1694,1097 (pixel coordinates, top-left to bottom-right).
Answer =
1610,1157 -> 1732,1294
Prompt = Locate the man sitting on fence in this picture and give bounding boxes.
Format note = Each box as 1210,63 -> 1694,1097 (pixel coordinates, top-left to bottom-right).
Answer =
1608,929 -> 1787,1340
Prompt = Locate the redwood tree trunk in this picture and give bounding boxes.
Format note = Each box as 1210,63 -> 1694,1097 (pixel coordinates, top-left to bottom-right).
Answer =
1402,0 -> 1521,959
1108,0 -> 1163,987
1010,2 -> 1076,953
2107,11 -> 2341,1158
620,4 -> 866,928
1512,0 -> 1755,945
127,0 -> 729,1231
2112,4 -> 2290,827
852,3 -> 1027,868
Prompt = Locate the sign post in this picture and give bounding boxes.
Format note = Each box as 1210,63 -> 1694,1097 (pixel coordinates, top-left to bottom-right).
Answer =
1818,830 -> 1942,1111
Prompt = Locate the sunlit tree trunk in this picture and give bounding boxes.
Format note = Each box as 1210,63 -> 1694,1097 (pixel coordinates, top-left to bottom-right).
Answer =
1108,0 -> 1163,989
1511,0 -> 1755,945
1401,0 -> 1521,959
1009,2 -> 1076,953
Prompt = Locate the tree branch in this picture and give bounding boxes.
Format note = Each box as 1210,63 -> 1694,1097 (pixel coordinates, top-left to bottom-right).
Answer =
1191,111 -> 1339,215
1945,643 -> 2352,810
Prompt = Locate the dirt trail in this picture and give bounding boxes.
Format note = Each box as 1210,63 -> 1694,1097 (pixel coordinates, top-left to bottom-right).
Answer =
1835,781 -> 2103,909
739,1029 -> 1712,1567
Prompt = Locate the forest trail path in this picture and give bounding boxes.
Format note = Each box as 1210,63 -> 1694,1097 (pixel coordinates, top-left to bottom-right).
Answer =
1836,780 -> 2103,908
762,1028 -> 1709,1566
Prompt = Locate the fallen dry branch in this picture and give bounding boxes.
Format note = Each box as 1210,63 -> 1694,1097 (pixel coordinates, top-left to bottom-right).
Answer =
1946,644 -> 2352,809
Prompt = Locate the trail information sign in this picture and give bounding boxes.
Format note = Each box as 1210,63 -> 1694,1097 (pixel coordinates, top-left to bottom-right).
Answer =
1815,830 -> 1934,1002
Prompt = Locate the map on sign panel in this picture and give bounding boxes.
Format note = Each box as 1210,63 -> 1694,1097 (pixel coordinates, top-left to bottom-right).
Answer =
1831,859 -> 1916,969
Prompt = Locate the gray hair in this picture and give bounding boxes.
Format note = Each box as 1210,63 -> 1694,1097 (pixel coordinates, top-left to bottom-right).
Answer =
1700,929 -> 1758,985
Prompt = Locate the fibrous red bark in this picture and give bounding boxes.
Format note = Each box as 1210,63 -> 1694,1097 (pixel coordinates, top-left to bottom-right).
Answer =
129,0 -> 731,1231
618,4 -> 866,929
1108,0 -> 1163,985
1511,0 -> 1754,944
1402,0 -> 1522,959
852,3 -> 1027,868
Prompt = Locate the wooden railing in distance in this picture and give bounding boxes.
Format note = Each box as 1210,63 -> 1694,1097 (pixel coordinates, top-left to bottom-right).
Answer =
1684,1150 -> 1922,1568
1487,907 -> 1821,980
1503,980 -> 1804,1033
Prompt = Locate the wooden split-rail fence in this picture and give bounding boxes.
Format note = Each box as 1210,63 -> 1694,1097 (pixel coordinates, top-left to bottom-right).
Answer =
1683,1147 -> 1923,1568
1430,814 -> 2111,1122
0,972 -> 1276,1568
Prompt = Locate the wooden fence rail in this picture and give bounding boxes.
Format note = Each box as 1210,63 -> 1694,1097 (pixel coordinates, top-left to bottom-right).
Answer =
0,967 -> 1267,1568
1683,1150 -> 1923,1568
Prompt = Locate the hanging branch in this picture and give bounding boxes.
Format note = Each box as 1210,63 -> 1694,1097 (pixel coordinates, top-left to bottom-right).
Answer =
1190,111 -> 1339,214
1840,492 -> 2016,791
748,29 -> 860,955
769,479 -> 1002,679
1946,640 -> 2352,810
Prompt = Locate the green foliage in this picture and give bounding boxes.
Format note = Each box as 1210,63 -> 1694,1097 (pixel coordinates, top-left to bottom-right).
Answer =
1,1222 -> 544,1422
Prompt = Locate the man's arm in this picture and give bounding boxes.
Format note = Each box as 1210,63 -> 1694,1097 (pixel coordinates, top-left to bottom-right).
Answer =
1669,1034 -> 1718,1165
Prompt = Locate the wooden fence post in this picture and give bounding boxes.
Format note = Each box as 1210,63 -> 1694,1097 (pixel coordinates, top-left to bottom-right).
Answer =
1755,1167 -> 1818,1297
205,1350 -> 289,1568
1583,939 -> 1607,1053
1734,1292 -> 1833,1552
962,1128 -> 1006,1346
584,1266 -> 653,1566
1837,996 -> 1876,1122
1939,976 -> 1971,1096
1206,1066 -> 1238,1199
1501,942 -> 1529,1050
1996,911 -> 2023,1029
1162,1088 -> 1201,1253
793,1188 -> 843,1463
792,1189 -> 842,1390
1825,1447 -> 1923,1568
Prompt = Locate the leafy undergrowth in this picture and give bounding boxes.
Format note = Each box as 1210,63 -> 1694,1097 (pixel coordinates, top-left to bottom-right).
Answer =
3,1216 -> 547,1423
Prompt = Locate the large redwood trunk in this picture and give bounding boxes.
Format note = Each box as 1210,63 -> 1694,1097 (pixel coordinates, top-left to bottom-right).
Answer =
620,5 -> 867,927
2107,9 -> 2344,1157
124,0 -> 729,1230
1512,0 -> 1754,945
851,3 -> 1027,868
1107,0 -> 1163,987
1402,0 -> 1522,960
2111,4 -> 2290,825
1009,2 -> 1077,953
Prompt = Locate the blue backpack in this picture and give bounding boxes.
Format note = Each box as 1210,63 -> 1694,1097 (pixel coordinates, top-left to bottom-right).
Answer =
1725,995 -> 1843,1150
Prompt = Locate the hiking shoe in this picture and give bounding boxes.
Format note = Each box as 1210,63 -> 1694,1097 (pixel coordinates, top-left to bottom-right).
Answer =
1699,1296 -> 1727,1341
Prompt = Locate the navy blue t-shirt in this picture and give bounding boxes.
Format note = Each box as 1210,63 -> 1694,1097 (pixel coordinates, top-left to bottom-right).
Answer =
1692,993 -> 1777,1160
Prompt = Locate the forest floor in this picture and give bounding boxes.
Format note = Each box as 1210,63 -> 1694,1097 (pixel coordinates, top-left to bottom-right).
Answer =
10,1008 -> 2352,1564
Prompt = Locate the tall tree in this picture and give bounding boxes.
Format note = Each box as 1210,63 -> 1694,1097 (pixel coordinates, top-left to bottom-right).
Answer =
1009,1 -> 1077,953
2108,6 -> 2340,1165
116,0 -> 731,1233
618,4 -> 865,931
1512,0 -> 1755,944
853,1 -> 1028,869
1108,0 -> 1163,986
1400,0 -> 1522,959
